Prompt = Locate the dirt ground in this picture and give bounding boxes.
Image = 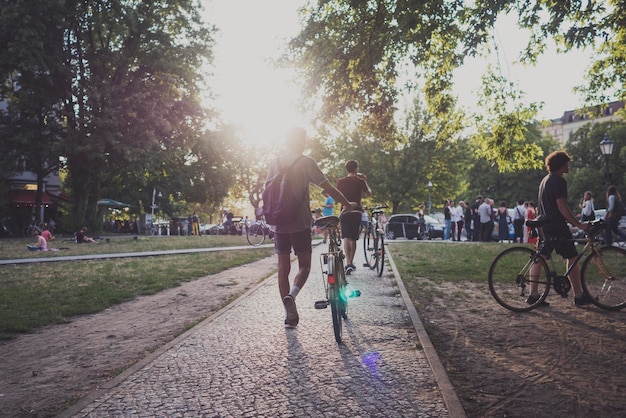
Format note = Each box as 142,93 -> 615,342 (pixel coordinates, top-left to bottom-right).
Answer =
417,281 -> 626,418
1,255 -> 624,418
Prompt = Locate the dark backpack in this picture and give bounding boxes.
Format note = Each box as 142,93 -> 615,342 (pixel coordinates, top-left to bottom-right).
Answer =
261,156 -> 305,226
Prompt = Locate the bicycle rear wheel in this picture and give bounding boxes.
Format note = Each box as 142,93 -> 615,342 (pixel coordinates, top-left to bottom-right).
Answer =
488,246 -> 551,312
581,246 -> 626,310
246,223 -> 265,246
375,233 -> 385,277
363,226 -> 374,267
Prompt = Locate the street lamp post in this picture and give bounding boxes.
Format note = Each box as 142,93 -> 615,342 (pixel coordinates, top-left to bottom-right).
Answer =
599,134 -> 614,189
427,181 -> 433,215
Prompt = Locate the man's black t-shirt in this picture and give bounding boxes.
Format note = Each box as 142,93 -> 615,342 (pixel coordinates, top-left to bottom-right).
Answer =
538,173 -> 569,236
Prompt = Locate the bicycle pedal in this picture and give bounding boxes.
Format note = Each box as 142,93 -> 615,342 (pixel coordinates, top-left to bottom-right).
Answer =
363,263 -> 370,267
314,300 -> 328,309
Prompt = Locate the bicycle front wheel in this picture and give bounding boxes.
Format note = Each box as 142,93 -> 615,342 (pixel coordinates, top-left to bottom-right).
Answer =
329,255 -> 347,343
581,246 -> 626,311
246,223 -> 265,246
488,246 -> 551,312
375,233 -> 385,277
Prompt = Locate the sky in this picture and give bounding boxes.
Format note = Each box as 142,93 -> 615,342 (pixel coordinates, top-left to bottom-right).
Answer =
202,1 -> 598,148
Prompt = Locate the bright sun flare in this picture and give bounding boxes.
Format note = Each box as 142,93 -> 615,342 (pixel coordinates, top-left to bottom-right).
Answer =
204,0 -> 308,152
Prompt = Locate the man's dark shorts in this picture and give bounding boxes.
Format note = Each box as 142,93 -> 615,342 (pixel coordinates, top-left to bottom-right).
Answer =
539,229 -> 578,259
274,228 -> 312,255
340,211 -> 361,241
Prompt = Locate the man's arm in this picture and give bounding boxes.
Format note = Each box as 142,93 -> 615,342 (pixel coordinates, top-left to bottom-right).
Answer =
319,180 -> 355,212
556,197 -> 588,230
357,173 -> 372,197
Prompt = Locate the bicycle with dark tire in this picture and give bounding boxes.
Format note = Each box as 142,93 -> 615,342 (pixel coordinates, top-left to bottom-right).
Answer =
314,215 -> 359,343
362,205 -> 388,277
245,219 -> 273,246
488,218 -> 626,312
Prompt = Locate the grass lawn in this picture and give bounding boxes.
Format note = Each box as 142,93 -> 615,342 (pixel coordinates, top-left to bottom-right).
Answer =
0,234 -> 273,339
0,236 -> 517,340
387,241 -> 512,302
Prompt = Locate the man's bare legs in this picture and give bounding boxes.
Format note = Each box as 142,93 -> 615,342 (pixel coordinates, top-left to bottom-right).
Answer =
529,255 -> 584,303
278,252 -> 311,327
343,238 -> 356,269
277,252 -> 312,298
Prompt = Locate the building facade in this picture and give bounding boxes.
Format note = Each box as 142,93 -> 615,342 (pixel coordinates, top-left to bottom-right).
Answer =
540,101 -> 624,145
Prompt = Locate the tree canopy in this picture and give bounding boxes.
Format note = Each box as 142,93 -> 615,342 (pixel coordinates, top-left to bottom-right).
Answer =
287,0 -> 624,171
0,0 -> 232,230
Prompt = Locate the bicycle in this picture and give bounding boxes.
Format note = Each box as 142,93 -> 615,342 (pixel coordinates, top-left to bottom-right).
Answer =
245,219 -> 273,246
313,214 -> 360,343
488,218 -> 626,312
362,205 -> 388,277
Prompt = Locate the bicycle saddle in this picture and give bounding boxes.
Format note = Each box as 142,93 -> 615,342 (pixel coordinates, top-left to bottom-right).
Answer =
314,215 -> 340,228
526,218 -> 549,228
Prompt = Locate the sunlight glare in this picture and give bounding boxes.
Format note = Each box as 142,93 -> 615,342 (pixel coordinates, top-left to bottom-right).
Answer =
203,0 -> 308,151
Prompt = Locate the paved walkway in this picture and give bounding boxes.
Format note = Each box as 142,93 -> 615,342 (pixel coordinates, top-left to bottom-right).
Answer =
55,242 -> 464,417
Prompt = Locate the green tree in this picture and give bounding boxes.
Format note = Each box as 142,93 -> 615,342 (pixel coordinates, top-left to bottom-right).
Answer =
307,98 -> 468,214
58,0 -> 217,231
465,125 -> 558,205
287,0 -> 624,170
0,0 -> 67,223
566,121 -> 626,209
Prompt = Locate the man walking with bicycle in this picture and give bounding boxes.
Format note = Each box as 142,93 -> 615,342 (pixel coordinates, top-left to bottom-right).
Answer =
265,127 -> 355,328
529,151 -> 592,307
337,160 -> 372,275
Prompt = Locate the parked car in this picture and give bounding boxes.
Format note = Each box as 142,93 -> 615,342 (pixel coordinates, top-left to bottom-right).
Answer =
385,214 -> 444,240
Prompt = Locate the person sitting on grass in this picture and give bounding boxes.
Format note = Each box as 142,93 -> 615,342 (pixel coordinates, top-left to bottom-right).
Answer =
41,225 -> 55,242
76,227 -> 97,243
27,230 -> 48,251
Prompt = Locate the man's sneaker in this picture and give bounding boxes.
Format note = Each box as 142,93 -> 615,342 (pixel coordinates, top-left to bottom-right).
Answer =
574,293 -> 594,307
283,295 -> 299,327
345,265 -> 354,275
526,293 -> 550,307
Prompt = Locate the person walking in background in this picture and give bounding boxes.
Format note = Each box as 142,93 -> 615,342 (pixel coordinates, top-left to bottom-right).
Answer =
464,200 -> 473,241
604,185 -> 626,246
191,212 -> 200,236
336,160 -> 372,275
456,201 -> 465,241
513,199 -> 526,243
449,200 -> 459,241
526,201 -> 537,244
360,208 -> 368,237
579,191 -> 595,222
478,198 -> 493,242
265,127 -> 355,328
497,201 -> 511,243
528,151 -> 591,307
443,200 -> 452,241
472,195 -> 483,241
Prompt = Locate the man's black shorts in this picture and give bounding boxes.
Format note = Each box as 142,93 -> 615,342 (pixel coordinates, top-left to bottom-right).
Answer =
340,211 -> 361,241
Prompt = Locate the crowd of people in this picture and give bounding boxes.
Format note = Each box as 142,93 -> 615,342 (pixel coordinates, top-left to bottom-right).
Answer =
442,197 -> 540,244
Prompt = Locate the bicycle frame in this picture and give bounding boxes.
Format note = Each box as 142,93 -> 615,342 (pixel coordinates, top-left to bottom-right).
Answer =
489,218 -> 626,312
533,220 -> 604,285
313,215 -> 349,343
